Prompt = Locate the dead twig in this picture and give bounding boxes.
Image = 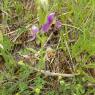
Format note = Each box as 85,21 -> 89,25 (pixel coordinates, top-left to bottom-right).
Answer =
29,66 -> 78,77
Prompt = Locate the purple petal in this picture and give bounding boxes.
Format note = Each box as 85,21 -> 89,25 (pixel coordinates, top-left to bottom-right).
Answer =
32,25 -> 39,33
42,22 -> 51,32
47,13 -> 55,24
31,25 -> 39,41
42,13 -> 55,32
56,21 -> 62,28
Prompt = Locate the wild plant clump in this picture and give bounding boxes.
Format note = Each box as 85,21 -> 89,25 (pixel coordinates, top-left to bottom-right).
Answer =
0,0 -> 95,95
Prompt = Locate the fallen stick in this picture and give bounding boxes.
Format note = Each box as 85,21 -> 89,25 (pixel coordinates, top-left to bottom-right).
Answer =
30,66 -> 78,77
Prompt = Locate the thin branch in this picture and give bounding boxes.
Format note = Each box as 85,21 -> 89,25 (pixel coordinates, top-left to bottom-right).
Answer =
30,66 -> 78,77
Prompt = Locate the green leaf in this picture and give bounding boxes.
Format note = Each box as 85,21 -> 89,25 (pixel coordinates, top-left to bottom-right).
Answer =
0,31 -> 3,43
72,35 -> 86,57
19,82 -> 28,92
14,1 -> 23,14
37,0 -> 48,24
83,63 -> 95,69
72,35 -> 95,57
34,88 -> 41,94
2,36 -> 12,51
40,0 -> 48,12
87,37 -> 95,55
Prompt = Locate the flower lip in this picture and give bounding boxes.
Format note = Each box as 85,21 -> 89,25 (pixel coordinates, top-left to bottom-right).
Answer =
56,21 -> 62,28
42,22 -> 50,32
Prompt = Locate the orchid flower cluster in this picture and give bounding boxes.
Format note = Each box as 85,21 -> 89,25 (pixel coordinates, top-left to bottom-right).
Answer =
31,13 -> 62,40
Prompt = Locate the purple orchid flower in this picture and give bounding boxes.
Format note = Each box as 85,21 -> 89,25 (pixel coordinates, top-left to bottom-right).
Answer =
42,13 -> 55,32
42,12 -> 62,32
31,25 -> 39,40
56,21 -> 62,29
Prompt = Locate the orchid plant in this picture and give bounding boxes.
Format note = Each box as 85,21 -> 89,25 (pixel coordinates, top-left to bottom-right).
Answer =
31,12 -> 62,40
42,13 -> 62,32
